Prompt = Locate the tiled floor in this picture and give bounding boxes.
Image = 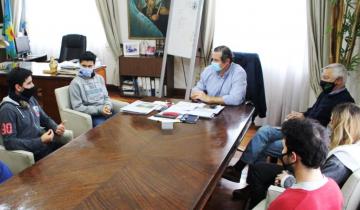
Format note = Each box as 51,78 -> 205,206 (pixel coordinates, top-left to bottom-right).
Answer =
109,91 -> 257,210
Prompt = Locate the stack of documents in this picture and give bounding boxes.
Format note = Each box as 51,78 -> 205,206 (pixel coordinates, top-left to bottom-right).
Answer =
160,101 -> 224,119
57,69 -> 78,75
187,105 -> 224,118
120,100 -> 159,115
59,61 -> 80,69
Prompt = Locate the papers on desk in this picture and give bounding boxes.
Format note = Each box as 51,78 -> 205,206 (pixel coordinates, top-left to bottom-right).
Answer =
121,100 -> 224,119
162,101 -> 224,119
187,106 -> 224,118
120,100 -> 159,115
57,69 -> 78,75
177,101 -> 205,110
59,61 -> 80,70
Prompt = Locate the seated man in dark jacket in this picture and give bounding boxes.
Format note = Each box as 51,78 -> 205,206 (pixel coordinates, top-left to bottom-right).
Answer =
222,63 -> 355,192
0,68 -> 73,161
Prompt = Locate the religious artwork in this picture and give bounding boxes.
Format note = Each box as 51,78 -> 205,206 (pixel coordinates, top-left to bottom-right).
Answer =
128,0 -> 171,39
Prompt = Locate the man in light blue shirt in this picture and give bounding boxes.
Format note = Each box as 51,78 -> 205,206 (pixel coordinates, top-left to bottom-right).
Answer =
191,46 -> 247,106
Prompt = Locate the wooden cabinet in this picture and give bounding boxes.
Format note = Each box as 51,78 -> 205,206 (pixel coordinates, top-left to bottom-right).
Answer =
119,56 -> 174,97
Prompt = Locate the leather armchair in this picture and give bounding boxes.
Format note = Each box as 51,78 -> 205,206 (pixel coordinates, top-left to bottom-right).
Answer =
0,135 -> 35,175
55,86 -> 129,138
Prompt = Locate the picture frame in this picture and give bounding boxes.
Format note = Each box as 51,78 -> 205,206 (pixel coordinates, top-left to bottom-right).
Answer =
128,0 -> 171,39
123,42 -> 140,56
146,40 -> 156,55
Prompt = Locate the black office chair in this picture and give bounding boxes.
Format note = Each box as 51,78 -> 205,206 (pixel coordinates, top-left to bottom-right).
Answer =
58,34 -> 86,62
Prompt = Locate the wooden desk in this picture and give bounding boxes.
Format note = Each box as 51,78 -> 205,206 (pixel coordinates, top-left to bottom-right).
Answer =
0,62 -> 106,122
0,102 -> 254,209
0,50 -> 47,63
17,54 -> 48,62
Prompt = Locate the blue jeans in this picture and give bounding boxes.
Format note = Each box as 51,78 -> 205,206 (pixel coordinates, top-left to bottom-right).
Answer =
91,112 -> 115,127
241,125 -> 283,164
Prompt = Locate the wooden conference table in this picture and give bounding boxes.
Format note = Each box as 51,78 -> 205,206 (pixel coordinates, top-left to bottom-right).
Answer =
0,62 -> 106,122
0,100 -> 254,209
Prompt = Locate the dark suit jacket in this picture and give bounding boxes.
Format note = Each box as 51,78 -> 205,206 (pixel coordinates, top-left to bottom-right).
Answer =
233,52 -> 267,118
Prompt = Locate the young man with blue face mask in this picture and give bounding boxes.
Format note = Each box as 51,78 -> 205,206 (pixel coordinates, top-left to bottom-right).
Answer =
69,51 -> 114,127
191,46 -> 247,106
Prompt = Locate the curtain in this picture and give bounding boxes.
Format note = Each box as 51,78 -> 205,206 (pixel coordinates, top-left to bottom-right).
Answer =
192,0 -> 215,86
95,0 -> 123,86
306,0 -> 330,96
214,0 -> 309,126
95,0 -> 122,57
26,0 -> 118,85
200,0 -> 215,66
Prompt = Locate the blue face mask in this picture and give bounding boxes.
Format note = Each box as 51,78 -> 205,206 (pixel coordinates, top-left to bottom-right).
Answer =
79,67 -> 94,78
211,62 -> 222,72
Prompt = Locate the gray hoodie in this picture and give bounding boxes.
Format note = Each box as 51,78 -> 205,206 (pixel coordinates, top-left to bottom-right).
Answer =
69,74 -> 112,116
0,96 -> 58,151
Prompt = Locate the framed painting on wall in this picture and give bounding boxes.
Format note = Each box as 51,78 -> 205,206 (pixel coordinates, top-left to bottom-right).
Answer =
128,0 -> 171,39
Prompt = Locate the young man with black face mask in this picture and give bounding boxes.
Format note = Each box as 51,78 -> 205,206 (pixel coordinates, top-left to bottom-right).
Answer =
268,119 -> 342,210
222,63 -> 354,199
0,68 -> 73,161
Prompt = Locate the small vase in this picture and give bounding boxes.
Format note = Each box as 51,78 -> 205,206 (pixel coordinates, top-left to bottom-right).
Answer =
49,57 -> 58,74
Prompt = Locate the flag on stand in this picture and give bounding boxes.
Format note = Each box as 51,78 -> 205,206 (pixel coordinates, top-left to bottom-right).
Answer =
3,0 -> 17,58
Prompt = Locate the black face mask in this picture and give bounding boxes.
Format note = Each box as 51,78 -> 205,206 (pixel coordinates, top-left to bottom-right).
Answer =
320,80 -> 335,93
280,152 -> 295,171
20,86 -> 36,101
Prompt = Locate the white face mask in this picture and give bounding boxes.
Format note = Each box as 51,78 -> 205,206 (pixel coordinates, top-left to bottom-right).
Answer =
211,62 -> 222,72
